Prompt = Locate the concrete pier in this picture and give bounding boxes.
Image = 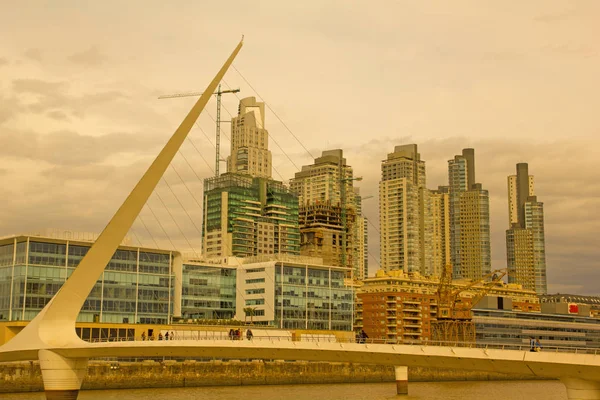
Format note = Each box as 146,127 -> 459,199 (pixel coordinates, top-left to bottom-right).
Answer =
395,365 -> 408,395
562,378 -> 600,400
39,350 -> 88,400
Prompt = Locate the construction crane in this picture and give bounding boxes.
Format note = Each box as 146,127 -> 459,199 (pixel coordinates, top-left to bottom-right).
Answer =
158,85 -> 240,176
433,264 -> 508,343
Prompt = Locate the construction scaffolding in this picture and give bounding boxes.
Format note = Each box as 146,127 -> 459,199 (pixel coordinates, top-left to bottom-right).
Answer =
298,201 -> 357,273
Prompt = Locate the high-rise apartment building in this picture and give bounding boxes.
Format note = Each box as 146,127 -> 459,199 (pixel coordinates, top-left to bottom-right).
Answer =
226,97 -> 272,179
289,150 -> 365,279
202,97 -> 300,258
430,186 -> 450,278
506,163 -> 547,294
448,149 -> 491,280
379,144 -> 433,275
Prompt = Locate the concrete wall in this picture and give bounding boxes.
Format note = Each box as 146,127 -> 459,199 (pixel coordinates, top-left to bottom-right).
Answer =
0,360 -> 543,393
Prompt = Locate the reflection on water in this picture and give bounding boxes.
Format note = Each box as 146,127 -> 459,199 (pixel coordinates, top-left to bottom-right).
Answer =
2,380 -> 567,400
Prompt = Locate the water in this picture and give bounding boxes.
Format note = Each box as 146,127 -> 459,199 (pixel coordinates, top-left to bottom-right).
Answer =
2,381 -> 568,400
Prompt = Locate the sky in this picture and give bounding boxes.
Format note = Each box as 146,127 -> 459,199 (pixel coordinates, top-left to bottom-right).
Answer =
0,1 -> 598,294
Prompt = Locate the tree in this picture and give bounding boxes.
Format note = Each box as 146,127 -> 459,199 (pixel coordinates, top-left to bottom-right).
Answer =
243,307 -> 256,324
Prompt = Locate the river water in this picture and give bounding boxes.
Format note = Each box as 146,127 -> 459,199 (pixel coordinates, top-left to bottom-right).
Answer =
2,381 -> 567,400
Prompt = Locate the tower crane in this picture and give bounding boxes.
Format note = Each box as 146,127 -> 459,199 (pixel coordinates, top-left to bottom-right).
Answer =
159,85 -> 240,177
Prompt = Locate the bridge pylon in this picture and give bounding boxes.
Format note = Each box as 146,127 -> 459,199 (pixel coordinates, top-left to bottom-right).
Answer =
395,365 -> 408,395
0,38 -> 244,400
39,350 -> 88,400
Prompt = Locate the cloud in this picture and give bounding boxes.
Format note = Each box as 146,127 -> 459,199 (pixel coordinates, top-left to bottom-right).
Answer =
12,78 -> 67,96
47,110 -> 69,121
11,78 -> 128,118
68,46 -> 106,66
0,128 -> 164,166
24,48 -> 43,62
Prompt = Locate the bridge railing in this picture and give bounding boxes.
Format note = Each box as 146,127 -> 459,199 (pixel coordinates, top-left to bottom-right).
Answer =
83,336 -> 600,355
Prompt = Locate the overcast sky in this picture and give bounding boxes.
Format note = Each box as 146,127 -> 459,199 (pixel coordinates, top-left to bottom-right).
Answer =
1,1 -> 598,294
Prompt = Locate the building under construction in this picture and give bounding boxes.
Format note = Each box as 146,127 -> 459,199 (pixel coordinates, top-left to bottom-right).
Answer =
290,150 -> 366,280
297,201 -> 359,275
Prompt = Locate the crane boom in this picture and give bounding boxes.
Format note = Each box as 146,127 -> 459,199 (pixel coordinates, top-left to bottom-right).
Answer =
158,86 -> 241,176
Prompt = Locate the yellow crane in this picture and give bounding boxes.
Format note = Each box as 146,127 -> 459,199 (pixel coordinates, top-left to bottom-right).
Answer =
433,264 -> 508,343
159,85 -> 240,177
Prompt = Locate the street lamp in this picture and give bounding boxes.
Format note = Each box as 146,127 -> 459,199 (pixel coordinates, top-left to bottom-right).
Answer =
340,176 -> 362,278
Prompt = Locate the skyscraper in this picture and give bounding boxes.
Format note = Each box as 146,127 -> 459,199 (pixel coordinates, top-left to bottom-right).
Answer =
202,97 -> 300,258
448,149 -> 491,280
289,149 -> 365,279
379,144 -> 433,275
227,97 -> 272,179
430,186 -> 451,278
506,163 -> 547,294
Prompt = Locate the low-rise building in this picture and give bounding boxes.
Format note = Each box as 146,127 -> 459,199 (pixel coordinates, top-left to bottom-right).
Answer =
473,308 -> 600,349
0,233 -> 178,324
355,269 -> 540,342
232,254 -> 354,331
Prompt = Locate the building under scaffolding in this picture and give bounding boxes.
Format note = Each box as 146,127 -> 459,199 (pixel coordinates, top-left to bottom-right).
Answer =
290,150 -> 365,279
298,201 -> 358,275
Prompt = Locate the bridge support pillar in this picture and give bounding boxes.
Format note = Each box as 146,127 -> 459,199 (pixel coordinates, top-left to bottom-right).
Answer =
39,349 -> 88,400
394,365 -> 408,395
562,378 -> 600,400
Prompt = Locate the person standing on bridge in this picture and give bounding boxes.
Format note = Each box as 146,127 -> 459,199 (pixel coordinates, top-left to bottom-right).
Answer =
529,337 -> 535,352
535,338 -> 542,352
246,329 -> 253,340
141,331 -> 146,341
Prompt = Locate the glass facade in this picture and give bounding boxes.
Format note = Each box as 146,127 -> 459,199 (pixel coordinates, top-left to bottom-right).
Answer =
0,236 -> 174,324
474,309 -> 600,349
181,263 -> 236,320
274,264 -> 353,331
203,173 -> 300,257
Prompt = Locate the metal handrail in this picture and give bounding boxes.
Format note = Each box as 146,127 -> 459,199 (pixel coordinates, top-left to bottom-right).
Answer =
82,336 -> 600,355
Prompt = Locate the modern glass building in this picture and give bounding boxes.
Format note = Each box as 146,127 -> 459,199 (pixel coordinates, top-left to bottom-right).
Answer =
474,308 -> 600,349
233,255 -> 354,331
202,173 -> 300,258
0,235 -> 177,324
181,260 -> 236,320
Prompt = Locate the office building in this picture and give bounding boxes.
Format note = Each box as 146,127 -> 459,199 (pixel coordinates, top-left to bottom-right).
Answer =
0,233 -> 178,324
506,163 -> 547,294
379,144 -> 433,275
203,97 -> 301,259
232,254 -> 353,331
202,174 -> 300,258
474,309 -> 600,350
290,149 -> 365,279
181,259 -> 236,320
448,149 -> 491,280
